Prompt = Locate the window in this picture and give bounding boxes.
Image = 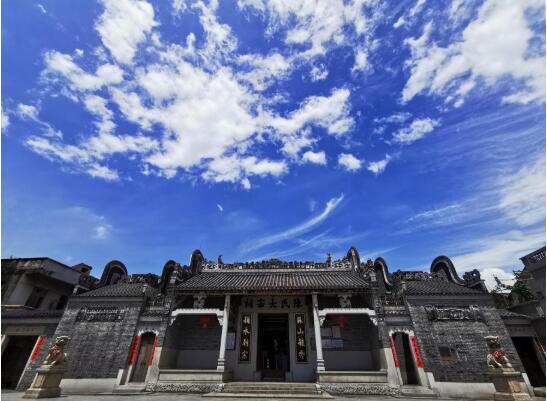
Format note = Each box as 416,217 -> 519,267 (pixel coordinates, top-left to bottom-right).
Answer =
25,287 -> 48,309
438,346 -> 457,363
56,295 -> 69,310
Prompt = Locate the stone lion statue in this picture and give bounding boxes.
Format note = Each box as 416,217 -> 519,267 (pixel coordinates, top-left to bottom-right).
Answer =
485,335 -> 512,369
42,336 -> 70,366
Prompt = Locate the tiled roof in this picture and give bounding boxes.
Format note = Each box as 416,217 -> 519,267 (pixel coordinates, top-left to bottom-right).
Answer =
1,307 -> 64,319
176,270 -> 370,292
76,283 -> 159,297
404,280 -> 485,296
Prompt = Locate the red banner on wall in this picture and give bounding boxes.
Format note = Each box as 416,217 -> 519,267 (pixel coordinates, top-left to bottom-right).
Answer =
148,335 -> 158,366
389,336 -> 399,368
409,335 -> 424,368
30,336 -> 46,361
128,335 -> 140,366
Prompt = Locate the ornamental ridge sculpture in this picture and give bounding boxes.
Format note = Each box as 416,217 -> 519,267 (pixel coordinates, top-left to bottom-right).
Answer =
199,256 -> 354,270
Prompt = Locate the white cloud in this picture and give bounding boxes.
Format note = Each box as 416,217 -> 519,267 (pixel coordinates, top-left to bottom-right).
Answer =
17,104 -> 39,120
172,0 -> 187,15
93,224 -> 111,239
36,4 -> 47,14
27,0 -> 364,188
88,164 -> 120,181
392,117 -> 439,144
238,53 -> 291,90
498,156 -> 545,226
270,88 -> 354,137
302,150 -> 327,165
16,103 -> 63,139
238,0 -> 377,60
367,154 -> 391,175
451,228 -> 545,289
242,193 -> 344,252
310,64 -> 328,81
1,112 -> 9,131
393,0 -> 426,29
96,0 -> 158,65
217,203 -> 224,212
352,48 -> 368,73
374,112 -> 412,125
403,0 -> 546,106
338,153 -> 362,171
44,51 -> 124,91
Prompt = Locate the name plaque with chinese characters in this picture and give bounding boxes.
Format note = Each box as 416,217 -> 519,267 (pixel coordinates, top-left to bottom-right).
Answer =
239,313 -> 252,363
295,313 -> 308,363
76,306 -> 125,322
241,296 -> 304,310
424,305 -> 483,321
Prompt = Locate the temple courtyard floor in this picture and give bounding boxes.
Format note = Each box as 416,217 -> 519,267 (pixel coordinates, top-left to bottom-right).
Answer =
2,391 -> 546,401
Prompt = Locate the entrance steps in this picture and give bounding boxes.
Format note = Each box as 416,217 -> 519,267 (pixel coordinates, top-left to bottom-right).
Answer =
113,383 -> 147,394
204,382 -> 334,399
398,385 -> 438,398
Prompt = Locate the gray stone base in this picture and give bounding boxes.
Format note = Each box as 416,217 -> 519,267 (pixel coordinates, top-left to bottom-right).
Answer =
494,392 -> 532,401
22,387 -> 61,399
319,383 -> 400,396
147,382 -> 223,393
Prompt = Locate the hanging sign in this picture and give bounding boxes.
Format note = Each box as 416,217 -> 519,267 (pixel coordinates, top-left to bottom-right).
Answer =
239,314 -> 252,363
295,313 -> 308,363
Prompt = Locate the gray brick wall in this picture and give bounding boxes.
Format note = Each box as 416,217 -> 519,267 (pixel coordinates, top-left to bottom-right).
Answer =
323,315 -> 379,351
408,301 -> 524,383
26,299 -> 146,381
164,316 -> 221,351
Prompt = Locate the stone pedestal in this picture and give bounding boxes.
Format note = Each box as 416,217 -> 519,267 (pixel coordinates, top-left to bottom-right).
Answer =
488,369 -> 532,401
23,365 -> 67,399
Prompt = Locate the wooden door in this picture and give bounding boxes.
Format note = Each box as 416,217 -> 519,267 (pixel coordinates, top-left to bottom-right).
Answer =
130,333 -> 155,382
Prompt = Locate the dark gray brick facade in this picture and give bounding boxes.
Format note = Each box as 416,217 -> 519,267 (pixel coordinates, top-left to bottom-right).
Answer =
52,299 -> 143,379
408,300 -> 524,383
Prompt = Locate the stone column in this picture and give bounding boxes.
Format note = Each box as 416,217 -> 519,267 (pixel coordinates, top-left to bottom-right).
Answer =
312,293 -> 325,372
217,294 -> 230,371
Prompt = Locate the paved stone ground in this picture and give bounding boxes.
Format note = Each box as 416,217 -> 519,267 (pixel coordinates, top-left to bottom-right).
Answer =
2,391 -> 545,401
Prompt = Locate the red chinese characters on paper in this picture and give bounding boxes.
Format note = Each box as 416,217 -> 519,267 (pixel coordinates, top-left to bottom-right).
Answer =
128,335 -> 140,366
30,336 -> 46,361
148,335 -> 158,366
409,335 -> 424,368
389,335 -> 399,368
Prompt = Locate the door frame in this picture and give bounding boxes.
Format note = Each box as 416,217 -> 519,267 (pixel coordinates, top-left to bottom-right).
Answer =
256,313 -> 290,378
389,329 -> 428,386
127,331 -> 158,384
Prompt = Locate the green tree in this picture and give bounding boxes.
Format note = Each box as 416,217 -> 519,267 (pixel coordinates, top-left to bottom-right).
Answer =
493,270 -> 535,305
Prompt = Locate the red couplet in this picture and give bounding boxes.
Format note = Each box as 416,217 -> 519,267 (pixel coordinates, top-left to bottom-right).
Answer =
128,335 -> 141,366
389,336 -> 399,368
409,336 -> 424,368
30,336 -> 46,361
148,335 -> 158,366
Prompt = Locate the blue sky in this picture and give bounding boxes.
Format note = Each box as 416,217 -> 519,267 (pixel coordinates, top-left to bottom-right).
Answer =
2,0 -> 545,287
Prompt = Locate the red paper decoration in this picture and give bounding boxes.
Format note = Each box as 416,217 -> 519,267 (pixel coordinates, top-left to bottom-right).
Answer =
333,315 -> 348,328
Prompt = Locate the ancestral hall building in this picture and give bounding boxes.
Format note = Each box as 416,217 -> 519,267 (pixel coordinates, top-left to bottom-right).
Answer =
1,247 -> 545,398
